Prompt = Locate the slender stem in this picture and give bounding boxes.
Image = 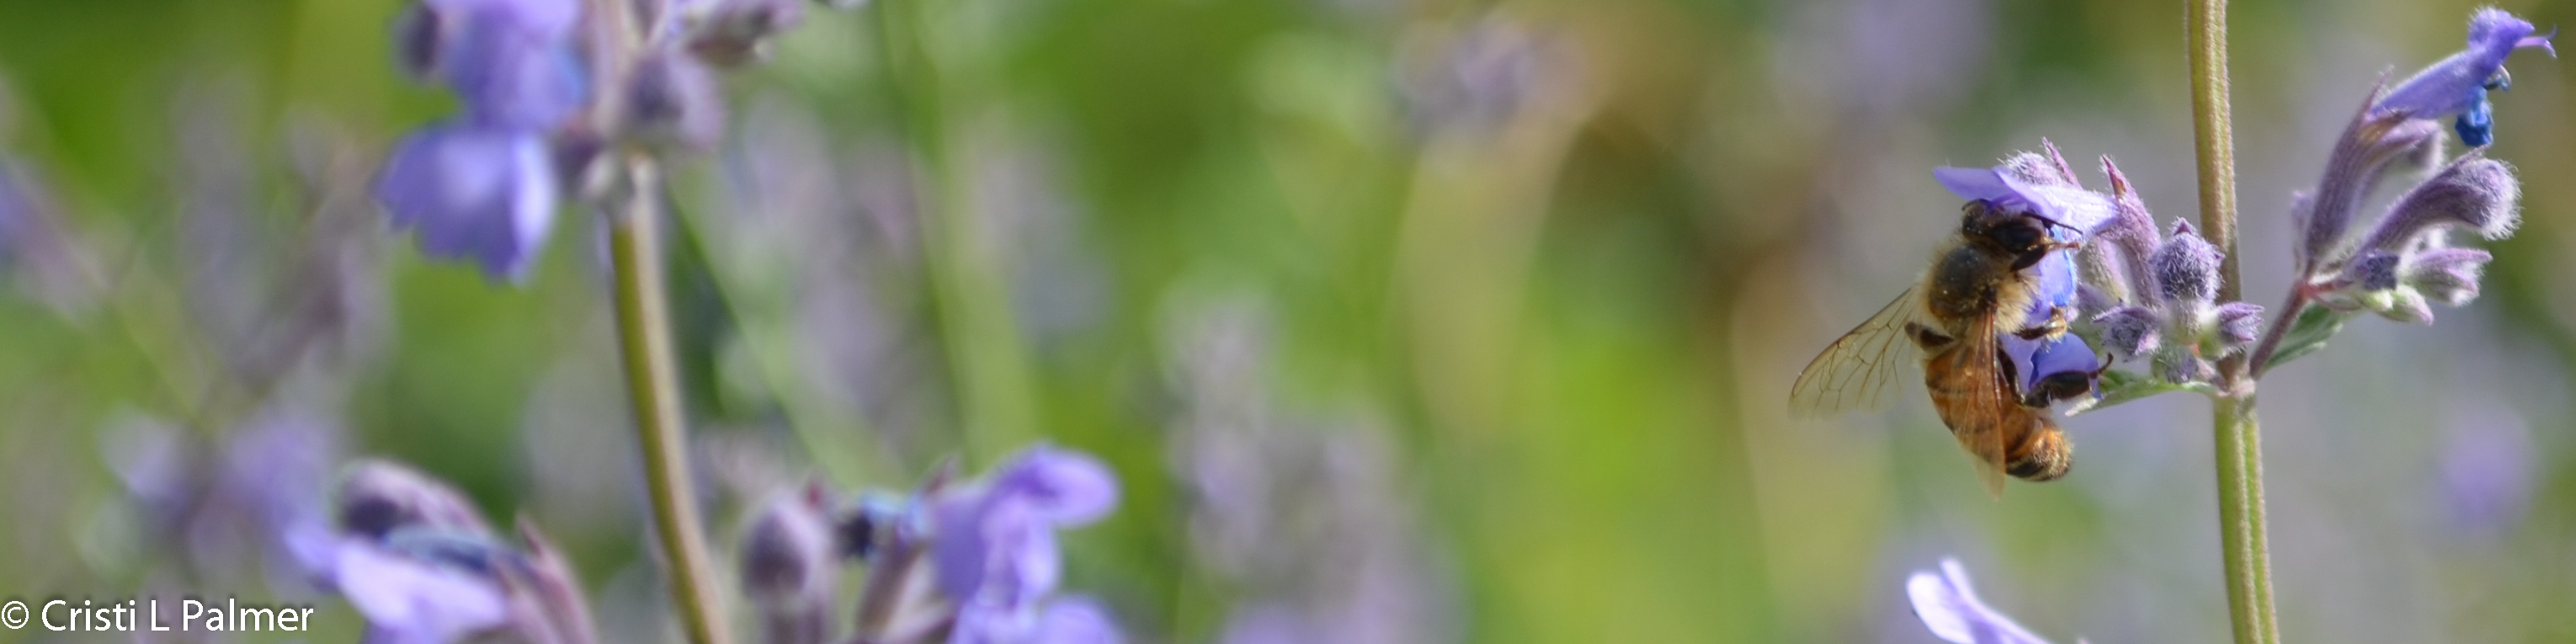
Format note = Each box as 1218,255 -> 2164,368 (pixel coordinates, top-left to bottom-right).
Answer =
2244,287 -> 2309,378
609,157 -> 736,644
2188,1 -> 2281,642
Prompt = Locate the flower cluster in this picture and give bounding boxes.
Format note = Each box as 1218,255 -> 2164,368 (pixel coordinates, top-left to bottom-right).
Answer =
2290,9 -> 2541,330
375,0 -> 840,280
738,446 -> 1127,644
285,460 -> 599,644
2085,163 -> 2260,386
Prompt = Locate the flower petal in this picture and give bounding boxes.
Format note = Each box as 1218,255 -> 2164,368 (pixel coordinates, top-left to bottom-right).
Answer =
2376,8 -> 2552,123
1908,558 -> 2053,644
375,124 -> 559,280
334,540 -> 511,644
1935,165 -> 2115,235
994,446 -> 1120,526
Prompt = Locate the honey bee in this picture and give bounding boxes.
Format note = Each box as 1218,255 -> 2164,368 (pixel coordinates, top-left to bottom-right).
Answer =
1791,200 -> 2087,495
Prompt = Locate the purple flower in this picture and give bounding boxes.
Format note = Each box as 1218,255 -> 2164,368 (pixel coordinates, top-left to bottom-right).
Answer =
2291,104 -> 2444,272
326,537 -> 514,644
2149,221 -> 2219,306
2003,247 -> 2100,405
929,446 -> 1122,644
377,0 -> 588,281
2352,152 -> 2520,253
375,124 -> 561,279
2375,8 -> 2554,146
1908,558 -> 2058,644
2314,152 -> 2520,323
1932,165 -> 2113,235
430,0 -> 588,130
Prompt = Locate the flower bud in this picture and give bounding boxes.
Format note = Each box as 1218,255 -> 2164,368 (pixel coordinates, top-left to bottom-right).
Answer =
623,48 -> 725,152
2376,288 -> 2435,324
2215,301 -> 2263,349
2357,153 -> 2520,253
336,460 -> 491,540
741,487 -> 838,644
2150,221 -> 2221,306
2349,249 -> 2403,291
2094,306 -> 2161,360
684,0 -> 806,67
2404,247 -> 2491,306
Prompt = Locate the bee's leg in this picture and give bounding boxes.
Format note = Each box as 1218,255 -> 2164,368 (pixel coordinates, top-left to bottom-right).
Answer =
1905,322 -> 1955,352
2010,306 -> 2074,341
2025,349 -> 2121,407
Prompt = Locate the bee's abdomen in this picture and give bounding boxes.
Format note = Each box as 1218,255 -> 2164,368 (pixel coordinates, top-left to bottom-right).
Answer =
2007,425 -> 2073,482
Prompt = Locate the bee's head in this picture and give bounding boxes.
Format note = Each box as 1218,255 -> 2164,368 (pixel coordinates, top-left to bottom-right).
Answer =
1960,201 -> 2072,269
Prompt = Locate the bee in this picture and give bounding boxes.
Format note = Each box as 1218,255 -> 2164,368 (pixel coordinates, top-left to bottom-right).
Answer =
1790,200 -> 2089,495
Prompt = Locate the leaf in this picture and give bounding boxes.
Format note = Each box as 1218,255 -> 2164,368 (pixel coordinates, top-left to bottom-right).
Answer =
2261,305 -> 2348,372
2064,368 -> 2216,416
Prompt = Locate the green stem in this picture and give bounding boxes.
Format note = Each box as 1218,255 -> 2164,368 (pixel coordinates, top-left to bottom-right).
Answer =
609,156 -> 736,644
876,0 -> 1041,464
2188,1 -> 2280,642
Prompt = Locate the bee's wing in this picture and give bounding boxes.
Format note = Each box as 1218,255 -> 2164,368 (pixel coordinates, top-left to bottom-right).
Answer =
1952,311 -> 2018,498
1789,287 -> 1926,418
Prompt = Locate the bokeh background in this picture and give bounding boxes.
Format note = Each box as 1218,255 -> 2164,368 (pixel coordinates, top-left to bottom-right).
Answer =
1,0 -> 2573,641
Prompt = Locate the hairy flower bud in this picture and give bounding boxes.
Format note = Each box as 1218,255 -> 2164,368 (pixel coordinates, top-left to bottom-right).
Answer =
2297,103 -> 2446,269
2376,288 -> 2435,324
2215,301 -> 2263,349
2357,153 -> 2520,253
741,486 -> 838,644
2094,157 -> 2160,302
2349,249 -> 2403,291
2094,306 -> 2161,360
624,48 -> 726,151
2150,221 -> 2221,306
2405,247 -> 2491,305
682,0 -> 806,67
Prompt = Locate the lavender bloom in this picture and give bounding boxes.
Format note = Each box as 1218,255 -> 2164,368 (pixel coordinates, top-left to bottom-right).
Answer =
432,0 -> 588,130
376,0 -> 588,281
929,446 -> 1124,644
2089,219 -> 2258,385
1908,558 -> 2059,644
375,124 -> 561,279
270,459 -> 604,644
326,535 -> 514,644
2315,152 -> 2520,323
2108,220 -> 2256,384
2351,152 -> 2520,253
2004,248 -> 2100,406
2374,8 -> 2554,146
